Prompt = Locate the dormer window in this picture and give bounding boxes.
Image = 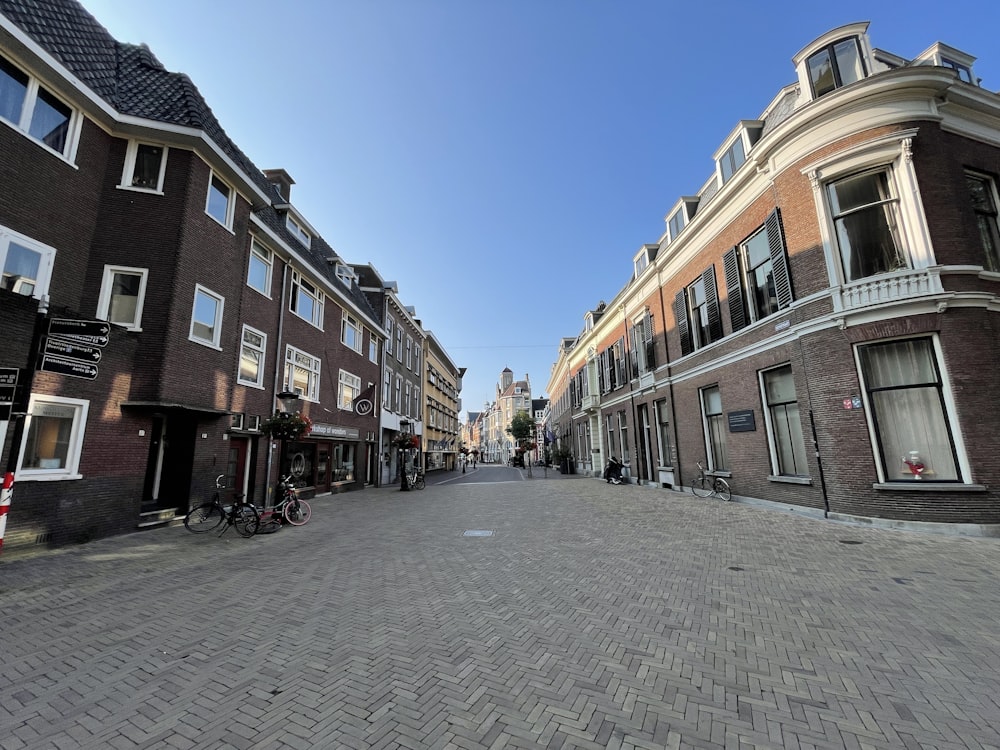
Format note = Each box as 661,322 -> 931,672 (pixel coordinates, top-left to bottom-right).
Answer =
715,125 -> 762,187
665,198 -> 699,244
942,58 -> 973,83
286,215 -> 311,248
667,209 -> 685,241
913,43 -> 978,86
807,37 -> 866,98
335,263 -> 355,287
719,138 -> 745,183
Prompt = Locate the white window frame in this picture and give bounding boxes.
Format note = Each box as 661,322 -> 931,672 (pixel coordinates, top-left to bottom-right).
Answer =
119,140 -> 168,193
341,312 -> 363,354
854,334 -> 970,484
290,270 -> 324,329
285,215 -> 311,248
803,130 -> 934,293
0,53 -> 82,162
335,263 -> 355,287
404,382 -> 412,417
247,240 -> 273,297
96,265 -> 148,331
385,316 -> 395,355
383,369 -> 393,411
189,284 -> 224,349
237,324 -> 267,388
700,385 -> 728,472
338,369 -> 361,411
205,170 -> 235,229
405,336 -> 413,370
284,344 -> 321,402
16,394 -> 89,480
368,331 -> 379,363
759,364 -> 809,478
0,224 -> 56,300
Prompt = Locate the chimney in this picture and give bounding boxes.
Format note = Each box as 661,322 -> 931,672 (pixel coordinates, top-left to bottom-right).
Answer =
263,168 -> 295,203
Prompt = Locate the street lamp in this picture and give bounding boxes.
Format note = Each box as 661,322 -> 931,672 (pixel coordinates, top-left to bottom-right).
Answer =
276,390 -> 301,414
399,419 -> 411,492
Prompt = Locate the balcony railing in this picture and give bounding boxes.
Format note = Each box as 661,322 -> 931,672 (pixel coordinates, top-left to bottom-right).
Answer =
581,394 -> 600,412
836,267 -> 943,312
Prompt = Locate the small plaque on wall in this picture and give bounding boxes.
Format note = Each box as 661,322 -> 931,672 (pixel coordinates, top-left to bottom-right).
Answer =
727,409 -> 756,432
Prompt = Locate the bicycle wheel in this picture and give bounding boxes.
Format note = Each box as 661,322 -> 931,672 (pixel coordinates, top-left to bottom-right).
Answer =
233,504 -> 260,537
691,476 -> 714,497
283,499 -> 311,526
714,478 -> 732,502
184,502 -> 225,533
413,475 -> 425,490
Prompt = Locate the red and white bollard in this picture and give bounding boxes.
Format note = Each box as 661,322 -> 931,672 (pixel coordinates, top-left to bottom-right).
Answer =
0,471 -> 13,554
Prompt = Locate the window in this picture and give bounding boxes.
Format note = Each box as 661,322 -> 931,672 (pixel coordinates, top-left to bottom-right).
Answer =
405,336 -> 413,369
827,169 -> 906,282
206,172 -> 234,228
668,209 -> 685,242
760,366 -> 808,477
342,312 -> 363,354
404,382 -> 411,417
368,332 -> 379,363
284,345 -> 321,402
396,328 -> 403,361
17,395 -> 89,478
238,325 -> 267,387
335,264 -> 354,286
231,413 -> 245,430
121,141 -> 167,191
630,310 -> 655,376
385,317 -> 395,355
290,271 -> 324,328
247,241 -> 272,296
674,267 -> 723,355
338,370 -> 361,411
383,369 -> 392,410
189,285 -> 224,348
655,399 -> 672,467
807,37 -> 866,98
634,253 -> 648,278
394,378 -> 401,411
725,209 -> 793,332
0,225 -> 55,299
413,386 -> 420,417
97,266 -> 148,330
942,58 -> 973,83
247,415 -> 261,432
701,385 -> 728,471
965,172 -> 1000,273
285,215 -> 311,248
719,137 -> 746,184
857,337 -> 960,482
0,54 -> 78,158
617,411 -> 630,464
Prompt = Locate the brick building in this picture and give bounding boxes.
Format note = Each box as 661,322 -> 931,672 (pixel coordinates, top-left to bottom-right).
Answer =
546,23 -> 1000,531
0,0 -> 395,551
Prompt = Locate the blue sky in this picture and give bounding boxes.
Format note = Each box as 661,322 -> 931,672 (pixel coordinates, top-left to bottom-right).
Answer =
79,0 -> 1000,415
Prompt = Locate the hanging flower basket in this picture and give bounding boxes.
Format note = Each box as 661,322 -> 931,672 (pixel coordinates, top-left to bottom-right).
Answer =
260,411 -> 313,441
393,433 -> 419,450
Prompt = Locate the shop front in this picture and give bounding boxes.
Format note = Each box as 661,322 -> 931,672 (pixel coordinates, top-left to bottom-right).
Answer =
280,422 -> 362,494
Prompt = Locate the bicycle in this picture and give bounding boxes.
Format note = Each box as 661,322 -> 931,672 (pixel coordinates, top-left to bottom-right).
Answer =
273,475 -> 313,525
691,461 -> 732,501
184,475 -> 260,537
407,468 -> 425,490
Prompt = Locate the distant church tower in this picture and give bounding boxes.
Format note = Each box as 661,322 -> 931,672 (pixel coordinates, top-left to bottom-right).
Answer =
499,367 -> 513,393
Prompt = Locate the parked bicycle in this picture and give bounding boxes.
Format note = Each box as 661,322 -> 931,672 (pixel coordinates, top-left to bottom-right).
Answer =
184,475 -> 260,537
691,461 -> 732,501
406,467 -> 425,490
274,475 -> 312,525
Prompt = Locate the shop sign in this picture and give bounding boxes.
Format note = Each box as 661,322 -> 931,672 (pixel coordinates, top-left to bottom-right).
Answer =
310,423 -> 360,440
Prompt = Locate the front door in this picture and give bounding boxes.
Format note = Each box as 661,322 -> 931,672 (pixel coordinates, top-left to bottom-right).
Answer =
143,412 -> 197,514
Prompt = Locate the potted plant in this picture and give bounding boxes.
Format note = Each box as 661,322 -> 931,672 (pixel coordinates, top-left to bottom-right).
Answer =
260,411 -> 313,441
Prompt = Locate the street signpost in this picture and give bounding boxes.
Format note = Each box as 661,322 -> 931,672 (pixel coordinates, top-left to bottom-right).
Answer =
40,319 -> 109,380
0,368 -> 18,421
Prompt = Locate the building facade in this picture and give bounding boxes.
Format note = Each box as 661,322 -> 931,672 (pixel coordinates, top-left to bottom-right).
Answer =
422,332 -> 463,472
546,23 -> 1000,530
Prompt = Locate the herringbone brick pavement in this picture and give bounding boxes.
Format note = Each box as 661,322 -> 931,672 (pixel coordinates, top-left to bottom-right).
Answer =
1,477 -> 999,749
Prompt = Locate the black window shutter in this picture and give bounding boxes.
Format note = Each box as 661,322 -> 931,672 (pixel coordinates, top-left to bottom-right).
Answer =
723,247 -> 747,332
766,208 -> 793,309
628,325 -> 638,378
643,311 -> 655,369
703,266 -> 723,343
673,290 -> 692,356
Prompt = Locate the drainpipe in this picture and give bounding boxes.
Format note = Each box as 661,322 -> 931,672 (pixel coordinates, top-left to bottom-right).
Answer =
264,263 -> 290,506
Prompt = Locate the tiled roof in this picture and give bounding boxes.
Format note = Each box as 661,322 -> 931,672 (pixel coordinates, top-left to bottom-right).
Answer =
1,0 -> 382,327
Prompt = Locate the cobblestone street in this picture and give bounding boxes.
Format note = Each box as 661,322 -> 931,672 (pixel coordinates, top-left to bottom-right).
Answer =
2,476 -> 999,749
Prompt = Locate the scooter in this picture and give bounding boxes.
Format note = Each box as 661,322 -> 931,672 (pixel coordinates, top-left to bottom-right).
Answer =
604,456 -> 625,485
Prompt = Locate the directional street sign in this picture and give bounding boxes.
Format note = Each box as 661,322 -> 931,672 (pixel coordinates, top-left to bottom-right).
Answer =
0,368 -> 19,419
48,318 -> 111,343
0,368 -> 18,387
44,337 -> 102,363
39,356 -> 99,380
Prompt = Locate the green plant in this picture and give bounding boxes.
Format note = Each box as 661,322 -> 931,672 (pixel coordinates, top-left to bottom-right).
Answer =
260,411 -> 313,440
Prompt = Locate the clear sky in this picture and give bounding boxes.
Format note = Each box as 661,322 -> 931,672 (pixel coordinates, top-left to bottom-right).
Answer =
78,0 -> 1000,417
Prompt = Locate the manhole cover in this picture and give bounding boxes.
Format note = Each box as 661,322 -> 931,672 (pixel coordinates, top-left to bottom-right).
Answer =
463,530 -> 494,537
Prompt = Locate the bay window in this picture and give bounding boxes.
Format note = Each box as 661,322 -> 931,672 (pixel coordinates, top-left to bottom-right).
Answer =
828,169 -> 906,282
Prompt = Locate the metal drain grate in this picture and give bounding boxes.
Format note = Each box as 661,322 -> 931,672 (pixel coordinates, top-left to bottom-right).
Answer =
463,530 -> 494,537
